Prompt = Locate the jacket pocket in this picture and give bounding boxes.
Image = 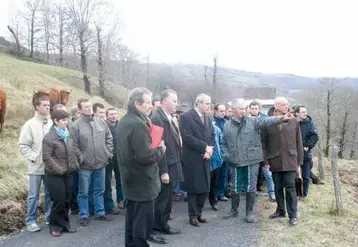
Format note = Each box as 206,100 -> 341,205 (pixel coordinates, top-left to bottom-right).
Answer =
247,146 -> 261,160
289,149 -> 298,156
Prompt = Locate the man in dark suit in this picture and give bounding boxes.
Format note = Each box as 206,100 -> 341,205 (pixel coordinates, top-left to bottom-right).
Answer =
150,89 -> 183,241
179,93 -> 215,227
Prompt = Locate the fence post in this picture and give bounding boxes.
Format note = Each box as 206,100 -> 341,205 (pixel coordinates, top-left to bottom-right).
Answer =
331,145 -> 343,215
317,141 -> 325,180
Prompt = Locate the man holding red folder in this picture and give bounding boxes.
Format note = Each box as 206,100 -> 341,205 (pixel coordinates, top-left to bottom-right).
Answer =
116,87 -> 167,247
150,89 -> 183,242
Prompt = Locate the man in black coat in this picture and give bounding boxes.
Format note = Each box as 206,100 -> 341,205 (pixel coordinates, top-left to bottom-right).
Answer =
150,89 -> 183,240
179,93 -> 215,227
294,105 -> 319,198
116,87 -> 167,247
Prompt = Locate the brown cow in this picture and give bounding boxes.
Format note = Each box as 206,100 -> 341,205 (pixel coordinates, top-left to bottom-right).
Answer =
32,87 -> 71,110
0,88 -> 7,132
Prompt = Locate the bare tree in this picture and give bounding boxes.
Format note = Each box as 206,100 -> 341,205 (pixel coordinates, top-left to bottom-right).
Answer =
66,0 -> 103,94
204,65 -> 209,84
41,0 -> 53,62
319,78 -> 340,157
22,0 -> 41,58
350,123 -> 358,160
7,26 -> 21,56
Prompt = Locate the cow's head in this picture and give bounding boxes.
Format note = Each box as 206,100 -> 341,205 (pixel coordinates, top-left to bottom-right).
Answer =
32,90 -> 50,108
60,89 -> 71,105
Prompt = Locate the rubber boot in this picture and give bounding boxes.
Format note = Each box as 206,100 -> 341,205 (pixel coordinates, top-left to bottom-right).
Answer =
223,193 -> 239,219
246,192 -> 257,223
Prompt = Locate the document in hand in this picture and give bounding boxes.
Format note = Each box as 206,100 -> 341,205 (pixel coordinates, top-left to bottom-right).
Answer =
149,124 -> 164,148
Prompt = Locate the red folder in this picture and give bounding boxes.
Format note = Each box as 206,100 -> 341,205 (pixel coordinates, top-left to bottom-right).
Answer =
149,124 -> 164,148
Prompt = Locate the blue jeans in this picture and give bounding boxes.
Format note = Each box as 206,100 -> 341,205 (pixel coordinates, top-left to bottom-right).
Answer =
217,161 -> 228,197
104,157 -> 124,212
26,175 -> 52,225
262,166 -> 275,196
302,159 -> 311,197
78,168 -> 105,219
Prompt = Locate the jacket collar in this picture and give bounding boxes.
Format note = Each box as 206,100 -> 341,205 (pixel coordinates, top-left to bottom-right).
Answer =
34,111 -> 50,124
128,107 -> 151,125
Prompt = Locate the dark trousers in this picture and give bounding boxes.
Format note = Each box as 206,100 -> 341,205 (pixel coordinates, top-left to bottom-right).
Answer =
104,156 -> 124,212
272,171 -> 297,219
46,173 -> 72,232
125,200 -> 155,247
256,162 -> 265,191
209,167 -> 220,205
153,182 -> 173,231
71,171 -> 79,210
187,193 -> 208,219
302,159 -> 311,197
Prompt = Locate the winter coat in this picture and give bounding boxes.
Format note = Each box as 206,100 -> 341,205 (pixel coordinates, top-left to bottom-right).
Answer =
42,126 -> 79,175
116,107 -> 165,202
299,116 -> 319,159
18,112 -> 53,175
210,124 -> 224,171
179,108 -> 215,194
261,107 -> 304,172
70,115 -> 113,170
221,115 -> 282,167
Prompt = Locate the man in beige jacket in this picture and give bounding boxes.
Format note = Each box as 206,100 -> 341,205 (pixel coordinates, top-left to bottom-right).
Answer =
18,95 -> 53,232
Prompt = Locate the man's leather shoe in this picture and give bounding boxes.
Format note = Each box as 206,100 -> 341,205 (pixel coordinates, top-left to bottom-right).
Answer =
211,204 -> 219,211
162,228 -> 181,235
189,218 -> 200,227
197,216 -> 208,223
269,212 -> 286,219
289,218 -> 298,226
148,233 -> 167,244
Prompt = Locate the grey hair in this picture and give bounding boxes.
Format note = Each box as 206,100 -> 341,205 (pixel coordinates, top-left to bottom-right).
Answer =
194,93 -> 211,106
274,97 -> 288,106
231,98 -> 246,109
127,87 -> 152,109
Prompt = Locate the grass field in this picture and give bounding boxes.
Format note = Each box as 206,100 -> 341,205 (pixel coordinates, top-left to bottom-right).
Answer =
257,159 -> 358,247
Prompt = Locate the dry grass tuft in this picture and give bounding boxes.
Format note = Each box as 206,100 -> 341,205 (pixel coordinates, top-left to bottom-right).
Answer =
257,158 -> 358,247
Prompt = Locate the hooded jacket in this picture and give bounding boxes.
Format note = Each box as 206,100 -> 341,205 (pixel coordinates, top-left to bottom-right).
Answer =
299,115 -> 319,159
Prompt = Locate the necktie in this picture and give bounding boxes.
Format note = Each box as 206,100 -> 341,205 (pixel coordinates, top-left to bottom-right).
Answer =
200,115 -> 205,124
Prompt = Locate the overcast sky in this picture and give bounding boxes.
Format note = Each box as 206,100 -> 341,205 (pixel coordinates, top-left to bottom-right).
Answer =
1,0 -> 357,77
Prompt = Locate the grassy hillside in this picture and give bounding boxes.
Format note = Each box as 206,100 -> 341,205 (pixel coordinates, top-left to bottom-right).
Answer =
258,159 -> 358,247
0,48 -> 127,205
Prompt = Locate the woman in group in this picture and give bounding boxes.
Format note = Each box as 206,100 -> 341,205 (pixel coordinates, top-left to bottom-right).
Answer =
42,109 -> 79,237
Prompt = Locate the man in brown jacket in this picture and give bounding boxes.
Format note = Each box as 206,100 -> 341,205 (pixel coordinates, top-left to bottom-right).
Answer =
261,97 -> 303,226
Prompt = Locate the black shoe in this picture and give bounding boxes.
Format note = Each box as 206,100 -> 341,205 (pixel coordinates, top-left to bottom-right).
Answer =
64,227 -> 77,233
197,216 -> 208,223
211,204 -> 219,211
289,218 -> 298,226
106,208 -> 120,215
148,233 -> 167,244
95,214 -> 113,221
162,228 -> 181,235
269,212 -> 286,219
79,217 -> 89,226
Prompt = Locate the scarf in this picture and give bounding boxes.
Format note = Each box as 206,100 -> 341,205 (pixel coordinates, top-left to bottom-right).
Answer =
54,126 -> 69,142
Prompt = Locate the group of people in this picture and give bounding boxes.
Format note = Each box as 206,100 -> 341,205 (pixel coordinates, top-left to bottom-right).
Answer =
18,87 -> 319,247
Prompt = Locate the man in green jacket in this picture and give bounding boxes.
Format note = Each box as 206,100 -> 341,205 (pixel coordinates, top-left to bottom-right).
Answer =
116,87 -> 166,247
221,98 -> 293,223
